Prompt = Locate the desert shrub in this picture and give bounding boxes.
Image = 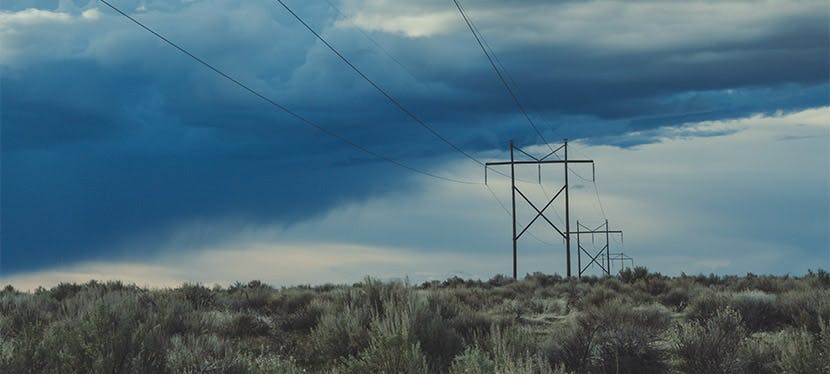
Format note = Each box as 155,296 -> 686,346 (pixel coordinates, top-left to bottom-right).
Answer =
731,273 -> 789,293
619,266 -> 651,284
242,354 -> 305,373
777,327 -> 828,373
451,342 -> 560,374
339,296 -> 428,374
736,333 -> 783,374
806,269 -> 830,288
487,274 -> 516,288
413,292 -> 464,371
546,320 -> 596,371
359,276 -> 401,316
659,287 -> 691,311
451,306 -> 509,347
278,299 -> 323,333
524,272 -> 564,288
489,324 -> 541,363
155,293 -> 202,336
449,346 -> 496,374
224,281 -> 274,311
166,334 -> 247,373
0,293 -> 60,337
222,313 -> 271,338
576,286 -> 618,309
546,299 -> 670,373
822,319 -> 830,369
178,283 -> 215,310
686,272 -> 726,288
637,277 -> 671,297
590,303 -> 670,373
1,285 -> 17,295
35,291 -> 168,373
673,307 -> 746,374
687,290 -> 788,332
685,290 -> 728,321
448,287 -> 493,311
728,291 -> 787,332
49,282 -> 83,302
311,302 -> 370,360
778,289 -> 830,333
440,276 -> 477,288
0,334 -> 14,373
268,289 -> 315,315
166,333 -> 302,373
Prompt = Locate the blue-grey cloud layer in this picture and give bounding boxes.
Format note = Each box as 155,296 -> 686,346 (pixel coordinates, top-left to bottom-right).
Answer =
2,0 -> 828,274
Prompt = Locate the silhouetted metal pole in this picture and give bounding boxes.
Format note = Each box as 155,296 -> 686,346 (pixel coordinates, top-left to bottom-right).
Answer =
605,219 -> 611,274
510,140 -> 517,280
564,139 -> 571,277
577,220 -> 581,278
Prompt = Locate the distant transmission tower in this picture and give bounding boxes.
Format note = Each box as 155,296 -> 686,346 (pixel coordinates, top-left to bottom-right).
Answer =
574,220 -> 623,277
606,252 -> 635,273
486,139 -> 604,279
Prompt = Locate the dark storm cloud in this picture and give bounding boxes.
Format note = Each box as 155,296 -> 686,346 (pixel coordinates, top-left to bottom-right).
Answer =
1,0 -> 827,273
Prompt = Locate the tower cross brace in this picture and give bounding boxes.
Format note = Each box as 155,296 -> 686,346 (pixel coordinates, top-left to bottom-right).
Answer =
486,139 -> 607,279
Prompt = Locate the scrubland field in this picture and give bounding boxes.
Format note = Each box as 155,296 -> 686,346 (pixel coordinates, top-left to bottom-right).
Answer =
1,267 -> 829,373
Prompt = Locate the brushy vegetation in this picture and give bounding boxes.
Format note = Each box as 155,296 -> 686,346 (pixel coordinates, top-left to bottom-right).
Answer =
1,268 -> 829,373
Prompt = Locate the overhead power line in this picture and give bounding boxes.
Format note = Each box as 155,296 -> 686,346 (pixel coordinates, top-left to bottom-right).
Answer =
274,0 -> 486,169
453,2 -> 608,199
98,0 -> 479,185
452,0 -> 555,154
322,0 -> 423,84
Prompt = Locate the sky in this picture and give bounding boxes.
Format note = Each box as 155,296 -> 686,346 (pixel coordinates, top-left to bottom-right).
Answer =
1,0 -> 828,289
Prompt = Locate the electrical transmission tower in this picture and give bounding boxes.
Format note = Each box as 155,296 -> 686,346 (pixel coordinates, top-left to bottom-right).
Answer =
574,220 -> 623,277
485,139 -> 601,279
605,252 -> 635,273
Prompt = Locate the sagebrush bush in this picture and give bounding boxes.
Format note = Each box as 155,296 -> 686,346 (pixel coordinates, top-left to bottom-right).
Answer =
778,328 -> 827,373
413,291 -> 464,371
1,269 -> 826,373
778,289 -> 830,333
340,295 -> 428,374
659,286 -> 691,311
166,334 -> 247,373
449,346 -> 496,374
311,302 -> 370,360
546,298 -> 670,373
736,332 -> 784,374
730,291 -> 788,332
36,291 -> 167,373
178,283 -> 215,310
673,307 -> 746,374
